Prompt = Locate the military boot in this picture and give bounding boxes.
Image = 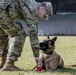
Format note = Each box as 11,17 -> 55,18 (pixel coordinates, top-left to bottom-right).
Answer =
2,60 -> 22,71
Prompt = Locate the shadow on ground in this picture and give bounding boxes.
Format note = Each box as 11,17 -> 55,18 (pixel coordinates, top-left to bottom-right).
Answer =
54,66 -> 76,75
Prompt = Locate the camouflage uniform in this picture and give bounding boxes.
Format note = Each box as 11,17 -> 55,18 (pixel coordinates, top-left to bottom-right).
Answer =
9,0 -> 40,57
0,0 -> 53,71
0,0 -> 26,70
0,0 -> 40,70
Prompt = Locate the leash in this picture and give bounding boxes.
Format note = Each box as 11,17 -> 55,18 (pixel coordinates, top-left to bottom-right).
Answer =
32,65 -> 38,71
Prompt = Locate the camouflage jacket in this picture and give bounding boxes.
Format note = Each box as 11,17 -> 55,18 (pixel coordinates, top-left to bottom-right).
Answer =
1,0 -> 53,19
0,0 -> 41,19
11,0 -> 41,19
18,0 -> 40,12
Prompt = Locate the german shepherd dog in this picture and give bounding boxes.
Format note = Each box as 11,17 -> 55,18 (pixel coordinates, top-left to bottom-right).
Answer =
39,35 -> 64,71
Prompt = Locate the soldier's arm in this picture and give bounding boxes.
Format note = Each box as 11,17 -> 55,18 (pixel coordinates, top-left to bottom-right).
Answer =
18,0 -> 38,25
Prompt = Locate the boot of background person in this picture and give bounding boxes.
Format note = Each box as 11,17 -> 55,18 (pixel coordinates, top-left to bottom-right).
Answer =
2,59 -> 22,71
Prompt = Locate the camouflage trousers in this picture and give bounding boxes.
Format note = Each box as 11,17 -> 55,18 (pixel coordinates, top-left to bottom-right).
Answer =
0,18 -> 26,61
0,9 -> 39,61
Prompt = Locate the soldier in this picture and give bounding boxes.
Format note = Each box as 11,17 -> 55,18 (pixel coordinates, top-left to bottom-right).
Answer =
0,0 -> 53,72
0,0 -> 26,71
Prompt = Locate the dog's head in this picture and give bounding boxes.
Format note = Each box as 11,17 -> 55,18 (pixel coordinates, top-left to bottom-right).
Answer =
39,35 -> 57,54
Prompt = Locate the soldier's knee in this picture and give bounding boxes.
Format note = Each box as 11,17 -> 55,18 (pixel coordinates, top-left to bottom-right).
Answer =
8,39 -> 24,61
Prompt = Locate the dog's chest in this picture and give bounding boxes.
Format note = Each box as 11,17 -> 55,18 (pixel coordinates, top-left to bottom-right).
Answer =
41,52 -> 59,70
41,52 -> 58,64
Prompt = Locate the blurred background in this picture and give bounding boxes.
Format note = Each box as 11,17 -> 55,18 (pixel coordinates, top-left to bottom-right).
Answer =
21,0 -> 76,36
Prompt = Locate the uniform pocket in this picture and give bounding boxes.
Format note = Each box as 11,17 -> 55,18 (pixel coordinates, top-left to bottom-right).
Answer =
8,4 -> 18,19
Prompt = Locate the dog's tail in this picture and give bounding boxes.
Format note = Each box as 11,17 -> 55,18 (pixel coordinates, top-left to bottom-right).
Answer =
65,65 -> 76,67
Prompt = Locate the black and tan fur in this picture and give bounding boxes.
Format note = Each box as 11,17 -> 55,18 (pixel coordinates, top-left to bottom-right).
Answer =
39,35 -> 64,71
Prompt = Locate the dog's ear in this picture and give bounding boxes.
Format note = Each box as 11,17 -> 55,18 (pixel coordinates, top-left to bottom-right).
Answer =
46,35 -> 50,40
52,37 -> 57,41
